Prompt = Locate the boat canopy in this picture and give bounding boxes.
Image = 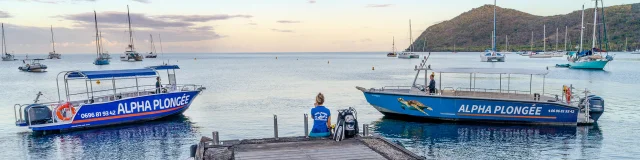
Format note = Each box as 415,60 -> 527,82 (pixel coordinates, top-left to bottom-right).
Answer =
431,68 -> 548,75
147,65 -> 179,70
66,68 -> 157,79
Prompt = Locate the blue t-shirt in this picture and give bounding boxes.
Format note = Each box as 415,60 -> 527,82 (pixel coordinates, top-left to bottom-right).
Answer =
311,106 -> 331,133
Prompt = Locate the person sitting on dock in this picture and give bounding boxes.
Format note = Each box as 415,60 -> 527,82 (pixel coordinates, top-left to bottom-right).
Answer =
155,77 -> 162,94
428,73 -> 436,95
310,93 -> 331,137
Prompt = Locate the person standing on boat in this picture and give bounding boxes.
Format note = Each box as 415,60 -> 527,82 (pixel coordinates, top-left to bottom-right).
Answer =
310,93 -> 331,137
428,73 -> 436,94
155,77 -> 162,94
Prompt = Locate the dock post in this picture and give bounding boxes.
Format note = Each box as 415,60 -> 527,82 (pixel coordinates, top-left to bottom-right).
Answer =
363,124 -> 369,137
212,131 -> 220,145
304,114 -> 309,138
274,115 -> 279,140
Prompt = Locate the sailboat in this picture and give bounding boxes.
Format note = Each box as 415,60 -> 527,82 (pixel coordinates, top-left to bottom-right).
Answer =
568,1 -> 613,69
93,11 -> 110,65
47,26 -> 61,59
398,20 -> 419,59
1,23 -> 17,61
550,28 -> 565,57
120,5 -> 143,62
145,34 -> 158,58
387,37 -> 397,57
480,0 -> 505,62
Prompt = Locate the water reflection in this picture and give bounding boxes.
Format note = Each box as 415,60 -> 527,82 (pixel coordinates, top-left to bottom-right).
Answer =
371,118 -> 602,159
19,115 -> 197,160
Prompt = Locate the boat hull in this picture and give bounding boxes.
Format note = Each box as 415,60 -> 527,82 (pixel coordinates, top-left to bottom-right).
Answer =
28,90 -> 201,131
362,91 -> 580,125
569,60 -> 608,70
18,66 -> 47,72
94,59 -> 110,65
480,55 -> 505,62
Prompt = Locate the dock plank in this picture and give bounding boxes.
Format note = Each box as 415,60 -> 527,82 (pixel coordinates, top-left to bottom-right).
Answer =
234,139 -> 386,160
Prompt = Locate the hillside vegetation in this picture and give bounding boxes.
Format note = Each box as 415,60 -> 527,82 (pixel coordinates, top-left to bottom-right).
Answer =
409,3 -> 640,52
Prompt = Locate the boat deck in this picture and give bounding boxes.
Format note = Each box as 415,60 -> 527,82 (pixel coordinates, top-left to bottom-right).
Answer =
195,136 -> 422,160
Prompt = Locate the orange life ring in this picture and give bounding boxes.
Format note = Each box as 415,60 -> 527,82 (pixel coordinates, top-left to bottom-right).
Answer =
56,102 -> 77,121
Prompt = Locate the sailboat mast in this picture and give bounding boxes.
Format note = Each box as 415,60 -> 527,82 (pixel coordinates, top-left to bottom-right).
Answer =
543,24 -> 546,52
409,19 -> 412,52
2,23 -> 6,55
564,26 -> 567,51
492,0 -> 496,52
1,23 -> 4,54
149,34 -> 154,53
592,1 -> 597,50
505,35 -> 508,51
94,11 -> 100,56
555,28 -> 558,51
99,31 -> 104,54
600,0 -> 609,52
530,31 -> 533,51
127,5 -> 135,51
580,5 -> 585,52
50,25 -> 56,53
158,34 -> 164,55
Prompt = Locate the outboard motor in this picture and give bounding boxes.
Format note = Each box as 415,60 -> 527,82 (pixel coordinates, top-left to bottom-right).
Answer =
23,104 -> 52,125
586,95 -> 605,121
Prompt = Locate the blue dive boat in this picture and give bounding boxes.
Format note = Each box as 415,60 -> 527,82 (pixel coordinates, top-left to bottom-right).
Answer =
357,56 -> 604,125
14,65 -> 205,132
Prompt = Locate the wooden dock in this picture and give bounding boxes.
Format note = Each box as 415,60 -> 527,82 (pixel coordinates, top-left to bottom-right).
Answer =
193,136 -> 423,160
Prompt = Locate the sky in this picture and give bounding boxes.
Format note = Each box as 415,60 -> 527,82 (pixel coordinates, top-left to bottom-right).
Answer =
0,0 -> 637,54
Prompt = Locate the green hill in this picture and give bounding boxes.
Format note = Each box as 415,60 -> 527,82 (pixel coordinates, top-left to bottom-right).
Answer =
410,3 -> 640,52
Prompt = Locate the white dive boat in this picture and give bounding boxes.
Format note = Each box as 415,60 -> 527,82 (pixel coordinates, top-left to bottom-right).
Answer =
480,0 -> 505,62
567,1 -> 613,70
47,26 -> 61,59
145,34 -> 158,58
1,23 -> 17,61
19,59 -> 47,72
399,20 -> 419,59
121,5 -> 143,62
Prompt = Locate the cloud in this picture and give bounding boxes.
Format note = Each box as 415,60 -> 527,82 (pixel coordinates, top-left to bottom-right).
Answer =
0,11 -> 11,18
63,12 -> 193,29
271,29 -> 293,33
247,23 -> 257,25
276,20 -> 301,24
158,14 -> 252,22
308,0 -> 316,4
366,4 -> 393,8
133,0 -> 150,3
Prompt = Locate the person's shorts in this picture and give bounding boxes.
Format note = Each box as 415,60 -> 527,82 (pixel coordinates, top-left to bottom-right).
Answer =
309,132 -> 330,137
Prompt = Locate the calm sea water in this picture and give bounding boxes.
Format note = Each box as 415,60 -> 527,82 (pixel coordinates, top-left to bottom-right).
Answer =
0,52 -> 638,159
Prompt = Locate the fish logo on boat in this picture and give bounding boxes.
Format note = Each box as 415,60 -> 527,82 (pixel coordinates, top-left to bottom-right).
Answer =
397,98 -> 432,115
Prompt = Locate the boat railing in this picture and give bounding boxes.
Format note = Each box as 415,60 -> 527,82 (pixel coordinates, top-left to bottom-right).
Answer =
450,87 -> 534,99
381,86 -> 413,90
67,84 -> 203,101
